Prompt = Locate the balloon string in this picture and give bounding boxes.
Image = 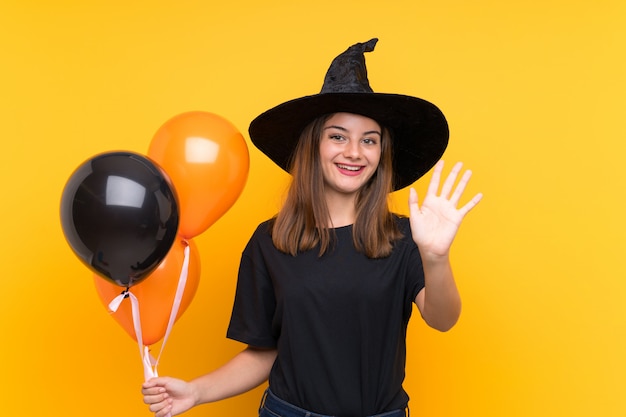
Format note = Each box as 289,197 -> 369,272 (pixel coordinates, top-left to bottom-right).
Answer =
108,288 -> 154,381
106,241 -> 190,383
152,241 -> 190,376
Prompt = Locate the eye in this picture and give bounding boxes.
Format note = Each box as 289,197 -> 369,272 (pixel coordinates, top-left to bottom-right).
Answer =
329,134 -> 346,142
361,137 -> 378,145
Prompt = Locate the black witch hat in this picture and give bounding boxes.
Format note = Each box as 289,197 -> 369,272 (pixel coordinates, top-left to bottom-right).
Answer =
249,38 -> 449,190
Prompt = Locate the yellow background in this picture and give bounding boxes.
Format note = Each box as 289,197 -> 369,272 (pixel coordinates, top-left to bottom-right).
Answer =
1,0 -> 625,416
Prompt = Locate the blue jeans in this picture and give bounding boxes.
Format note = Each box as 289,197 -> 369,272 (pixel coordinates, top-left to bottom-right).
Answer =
258,389 -> 408,417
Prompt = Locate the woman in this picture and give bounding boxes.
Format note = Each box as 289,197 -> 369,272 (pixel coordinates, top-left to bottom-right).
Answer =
142,38 -> 482,417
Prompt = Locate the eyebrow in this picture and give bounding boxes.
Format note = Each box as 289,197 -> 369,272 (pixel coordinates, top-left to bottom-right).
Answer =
323,125 -> 382,136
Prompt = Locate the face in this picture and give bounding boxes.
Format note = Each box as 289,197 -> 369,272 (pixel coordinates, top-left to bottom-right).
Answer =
319,112 -> 382,197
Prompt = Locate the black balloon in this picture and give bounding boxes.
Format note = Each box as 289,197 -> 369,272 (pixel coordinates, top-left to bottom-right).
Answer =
60,151 -> 179,287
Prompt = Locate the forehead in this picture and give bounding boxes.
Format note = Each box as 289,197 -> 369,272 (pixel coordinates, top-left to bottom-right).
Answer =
323,112 -> 381,132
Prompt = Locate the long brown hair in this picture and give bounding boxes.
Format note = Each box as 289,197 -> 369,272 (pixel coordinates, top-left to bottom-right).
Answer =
271,114 -> 402,258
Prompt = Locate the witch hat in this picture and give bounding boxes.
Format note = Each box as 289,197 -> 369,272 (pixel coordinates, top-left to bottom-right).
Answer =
249,38 -> 449,190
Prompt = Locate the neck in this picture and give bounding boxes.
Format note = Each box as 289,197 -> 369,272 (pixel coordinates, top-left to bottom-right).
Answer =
324,191 -> 357,228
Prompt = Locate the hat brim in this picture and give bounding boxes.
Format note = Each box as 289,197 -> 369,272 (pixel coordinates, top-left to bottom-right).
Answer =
249,92 -> 449,190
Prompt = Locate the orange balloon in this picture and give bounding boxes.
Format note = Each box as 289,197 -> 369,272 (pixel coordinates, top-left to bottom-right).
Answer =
148,111 -> 250,238
94,238 -> 201,346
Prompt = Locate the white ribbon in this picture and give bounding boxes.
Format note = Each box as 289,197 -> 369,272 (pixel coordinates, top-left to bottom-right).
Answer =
108,241 -> 191,383
152,242 -> 190,375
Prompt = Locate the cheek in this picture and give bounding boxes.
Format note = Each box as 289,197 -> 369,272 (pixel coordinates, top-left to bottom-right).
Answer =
368,148 -> 382,166
318,150 -> 332,168
318,141 -> 333,159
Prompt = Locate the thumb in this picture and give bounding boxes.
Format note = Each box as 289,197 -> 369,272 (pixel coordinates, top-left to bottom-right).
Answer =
143,376 -> 170,388
408,188 -> 420,210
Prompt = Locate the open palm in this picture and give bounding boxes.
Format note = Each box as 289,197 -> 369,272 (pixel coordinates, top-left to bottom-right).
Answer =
409,161 -> 482,258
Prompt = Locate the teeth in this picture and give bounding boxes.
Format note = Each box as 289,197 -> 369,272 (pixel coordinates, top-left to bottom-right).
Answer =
337,164 -> 361,171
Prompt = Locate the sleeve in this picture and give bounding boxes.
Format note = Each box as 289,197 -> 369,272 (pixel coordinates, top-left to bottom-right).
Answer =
226,229 -> 278,348
407,242 -> 425,303
397,217 -> 425,305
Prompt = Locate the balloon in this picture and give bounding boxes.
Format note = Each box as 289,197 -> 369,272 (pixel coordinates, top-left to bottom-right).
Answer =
60,151 -> 179,287
148,111 -> 249,238
94,238 -> 201,346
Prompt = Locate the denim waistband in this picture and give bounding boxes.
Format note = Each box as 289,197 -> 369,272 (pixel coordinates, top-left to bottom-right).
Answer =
260,389 -> 408,417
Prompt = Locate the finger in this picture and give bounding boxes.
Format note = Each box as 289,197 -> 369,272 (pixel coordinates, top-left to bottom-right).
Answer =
149,400 -> 167,413
458,192 -> 483,216
150,399 -> 172,415
449,169 -> 472,206
158,405 -> 173,417
426,160 -> 444,196
144,392 -> 169,405
143,377 -> 168,389
142,386 -> 166,396
408,187 -> 418,206
157,407 -> 172,417
408,188 -> 420,217
439,161 -> 463,198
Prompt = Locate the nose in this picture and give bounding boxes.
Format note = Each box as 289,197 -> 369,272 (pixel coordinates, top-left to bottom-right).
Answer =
343,140 -> 361,159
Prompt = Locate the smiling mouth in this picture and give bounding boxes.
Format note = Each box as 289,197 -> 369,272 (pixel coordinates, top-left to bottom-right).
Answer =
336,163 -> 363,172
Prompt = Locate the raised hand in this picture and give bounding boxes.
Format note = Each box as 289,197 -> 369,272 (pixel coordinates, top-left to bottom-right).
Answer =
408,161 -> 482,259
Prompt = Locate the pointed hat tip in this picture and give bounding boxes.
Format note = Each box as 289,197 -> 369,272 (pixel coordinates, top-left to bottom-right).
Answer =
347,38 -> 378,53
362,38 -> 378,52
320,38 -> 380,93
